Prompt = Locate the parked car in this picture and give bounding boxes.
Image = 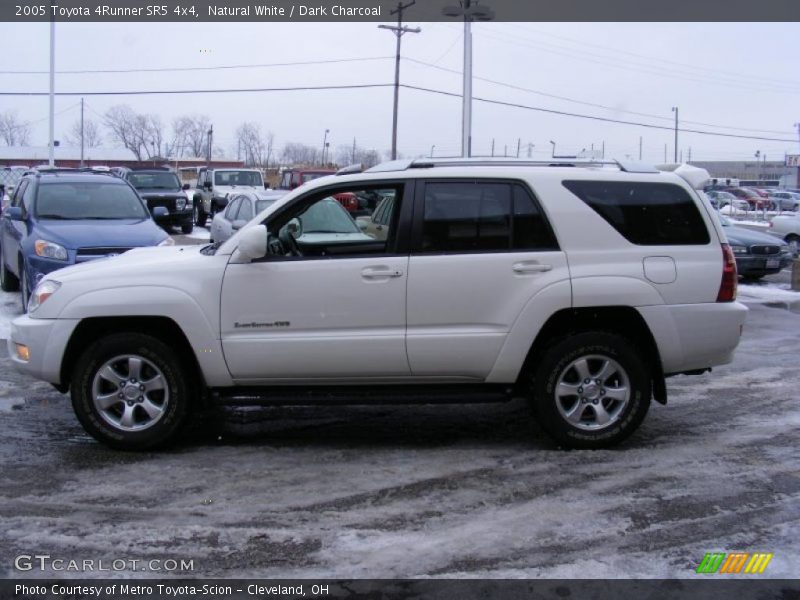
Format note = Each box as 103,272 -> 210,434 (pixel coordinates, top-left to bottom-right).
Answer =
705,190 -> 748,211
192,168 -> 267,227
277,168 -> 360,214
768,214 -> 800,255
209,190 -> 286,244
724,187 -> 771,210
718,216 -> 792,280
118,167 -> 194,234
7,159 -> 747,451
767,191 -> 800,212
0,170 -> 173,310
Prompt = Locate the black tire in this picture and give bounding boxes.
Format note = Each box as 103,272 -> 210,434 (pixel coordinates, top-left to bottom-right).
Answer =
530,332 -> 651,449
20,259 -> 29,312
70,333 -> 191,450
181,221 -> 193,235
193,200 -> 206,227
0,244 -> 19,292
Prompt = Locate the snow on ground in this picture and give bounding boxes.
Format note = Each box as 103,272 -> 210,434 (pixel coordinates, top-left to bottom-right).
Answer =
0,290 -> 22,341
738,282 -> 800,305
186,228 -> 211,241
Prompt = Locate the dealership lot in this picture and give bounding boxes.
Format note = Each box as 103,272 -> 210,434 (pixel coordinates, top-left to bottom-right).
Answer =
0,235 -> 798,577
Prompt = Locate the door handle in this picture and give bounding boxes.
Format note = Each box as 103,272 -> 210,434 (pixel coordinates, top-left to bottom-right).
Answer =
512,262 -> 552,274
361,267 -> 404,279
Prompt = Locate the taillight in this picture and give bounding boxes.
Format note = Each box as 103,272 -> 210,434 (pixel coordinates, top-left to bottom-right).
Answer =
717,243 -> 737,302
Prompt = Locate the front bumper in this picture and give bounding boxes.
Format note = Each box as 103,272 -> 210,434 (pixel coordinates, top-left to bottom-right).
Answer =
8,315 -> 80,385
153,208 -> 192,225
735,254 -> 792,277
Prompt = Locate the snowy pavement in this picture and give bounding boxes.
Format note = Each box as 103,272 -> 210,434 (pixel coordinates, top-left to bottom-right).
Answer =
0,263 -> 798,579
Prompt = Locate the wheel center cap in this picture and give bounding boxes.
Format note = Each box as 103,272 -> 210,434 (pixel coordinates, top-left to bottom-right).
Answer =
584,383 -> 600,399
123,385 -> 140,401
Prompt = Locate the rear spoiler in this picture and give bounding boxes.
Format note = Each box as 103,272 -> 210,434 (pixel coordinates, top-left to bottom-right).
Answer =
656,163 -> 710,190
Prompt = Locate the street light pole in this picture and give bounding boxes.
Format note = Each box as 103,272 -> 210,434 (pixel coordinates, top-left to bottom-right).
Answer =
671,106 -> 679,163
378,1 -> 420,161
48,20 -> 55,166
549,140 -> 556,158
430,144 -> 435,157
320,129 -> 329,166
443,1 -> 494,158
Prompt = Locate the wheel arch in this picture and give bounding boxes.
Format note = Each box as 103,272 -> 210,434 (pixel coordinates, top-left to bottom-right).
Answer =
59,316 -> 207,402
516,306 -> 667,404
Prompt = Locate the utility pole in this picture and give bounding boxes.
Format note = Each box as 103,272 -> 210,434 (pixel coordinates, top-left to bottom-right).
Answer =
516,138 -> 521,158
672,106 -> 679,162
664,144 -> 667,162
503,144 -> 507,157
378,1 -> 420,160
491,138 -> 495,157
80,97 -> 85,168
638,136 -> 642,161
206,125 -> 213,166
352,137 -> 357,163
48,19 -> 55,166
527,142 -> 533,158
687,146 -> 692,163
601,140 -> 605,159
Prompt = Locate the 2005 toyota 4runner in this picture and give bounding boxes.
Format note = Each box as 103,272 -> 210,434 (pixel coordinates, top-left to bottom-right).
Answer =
8,159 -> 747,450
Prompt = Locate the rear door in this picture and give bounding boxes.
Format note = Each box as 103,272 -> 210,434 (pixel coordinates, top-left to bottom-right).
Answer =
405,179 -> 569,379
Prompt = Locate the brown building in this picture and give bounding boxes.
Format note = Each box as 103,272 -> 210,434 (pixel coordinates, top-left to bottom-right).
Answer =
0,146 -> 244,170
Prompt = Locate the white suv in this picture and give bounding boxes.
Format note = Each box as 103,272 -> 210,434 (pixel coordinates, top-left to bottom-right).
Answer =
8,159 -> 748,450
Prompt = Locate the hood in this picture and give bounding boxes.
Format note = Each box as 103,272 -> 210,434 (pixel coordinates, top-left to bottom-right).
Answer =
723,225 -> 786,246
137,188 -> 185,199
214,185 -> 263,195
35,218 -> 168,250
47,245 -> 202,283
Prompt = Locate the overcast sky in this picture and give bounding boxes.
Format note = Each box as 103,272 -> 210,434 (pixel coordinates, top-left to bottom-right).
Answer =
1,21 -> 798,163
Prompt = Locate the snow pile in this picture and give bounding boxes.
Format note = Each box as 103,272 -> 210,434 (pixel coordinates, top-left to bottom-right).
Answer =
186,229 -> 211,241
738,282 -> 800,305
0,290 -> 22,341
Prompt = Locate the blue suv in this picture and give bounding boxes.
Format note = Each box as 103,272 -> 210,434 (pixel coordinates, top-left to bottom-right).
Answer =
0,169 -> 173,310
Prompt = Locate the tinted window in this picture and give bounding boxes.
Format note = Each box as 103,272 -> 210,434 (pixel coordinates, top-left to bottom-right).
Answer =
127,172 -> 180,190
562,181 -> 710,246
512,184 -> 559,250
422,182 -> 511,252
300,198 -> 360,234
214,171 -> 263,186
11,180 -> 28,208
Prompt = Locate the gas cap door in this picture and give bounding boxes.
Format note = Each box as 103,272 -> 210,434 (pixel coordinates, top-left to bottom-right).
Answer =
643,256 -> 677,284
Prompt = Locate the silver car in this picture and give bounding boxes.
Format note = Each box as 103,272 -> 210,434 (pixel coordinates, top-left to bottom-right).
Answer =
209,190 -> 286,243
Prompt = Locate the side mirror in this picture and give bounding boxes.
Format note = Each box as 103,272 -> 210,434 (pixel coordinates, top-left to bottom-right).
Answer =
152,206 -> 168,218
264,183 -> 269,189
182,183 -> 190,190
237,225 -> 268,260
357,219 -> 368,231
6,206 -> 23,221
232,219 -> 246,231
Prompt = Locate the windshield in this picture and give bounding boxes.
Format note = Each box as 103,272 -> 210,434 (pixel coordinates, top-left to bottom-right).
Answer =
35,182 -> 149,220
214,171 -> 263,186
300,198 -> 360,234
255,199 -> 278,213
301,172 -> 332,184
127,172 -> 181,190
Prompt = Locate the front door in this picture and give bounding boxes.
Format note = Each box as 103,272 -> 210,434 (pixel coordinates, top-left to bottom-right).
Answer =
220,181 -> 413,382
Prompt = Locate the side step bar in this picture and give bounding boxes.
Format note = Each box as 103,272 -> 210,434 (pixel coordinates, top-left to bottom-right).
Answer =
210,384 -> 515,408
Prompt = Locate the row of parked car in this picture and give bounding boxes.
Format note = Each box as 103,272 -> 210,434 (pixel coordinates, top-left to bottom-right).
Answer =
704,184 -> 800,212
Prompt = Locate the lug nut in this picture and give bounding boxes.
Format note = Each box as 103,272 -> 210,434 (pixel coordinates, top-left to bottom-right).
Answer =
578,386 -> 583,393
592,399 -> 599,405
600,389 -> 606,396
139,385 -> 145,391
127,401 -> 134,406
137,396 -> 143,402
584,379 -> 590,384
117,393 -> 123,399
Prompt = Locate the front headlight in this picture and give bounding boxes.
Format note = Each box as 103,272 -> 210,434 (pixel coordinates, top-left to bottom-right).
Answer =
158,237 -> 175,247
731,245 -> 749,255
176,197 -> 187,211
34,240 -> 68,261
28,279 -> 61,313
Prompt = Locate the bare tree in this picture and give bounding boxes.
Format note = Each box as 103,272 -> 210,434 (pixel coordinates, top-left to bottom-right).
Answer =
64,118 -> 102,148
0,111 -> 32,146
104,105 -> 183,160
172,114 -> 211,158
334,143 -> 382,168
235,122 -> 275,168
281,142 -> 318,166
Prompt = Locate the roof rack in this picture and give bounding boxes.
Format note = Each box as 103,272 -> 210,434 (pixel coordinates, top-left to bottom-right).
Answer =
364,157 -> 661,174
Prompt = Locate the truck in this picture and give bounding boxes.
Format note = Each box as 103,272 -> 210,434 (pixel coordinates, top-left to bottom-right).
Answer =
192,168 -> 266,227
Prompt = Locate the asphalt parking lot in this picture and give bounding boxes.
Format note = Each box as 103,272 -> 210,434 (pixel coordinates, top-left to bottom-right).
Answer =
0,232 -> 798,579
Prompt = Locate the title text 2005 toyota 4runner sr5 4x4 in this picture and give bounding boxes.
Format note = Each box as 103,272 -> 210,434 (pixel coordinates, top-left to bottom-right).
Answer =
8,159 -> 747,450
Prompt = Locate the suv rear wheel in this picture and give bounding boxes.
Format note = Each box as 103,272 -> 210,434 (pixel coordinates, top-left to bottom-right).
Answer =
0,245 -> 19,292
530,332 -> 651,449
70,333 -> 190,450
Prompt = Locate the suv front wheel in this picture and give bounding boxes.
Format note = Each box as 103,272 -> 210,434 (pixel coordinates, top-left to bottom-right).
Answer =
193,201 -> 206,227
70,333 -> 190,450
530,332 -> 651,449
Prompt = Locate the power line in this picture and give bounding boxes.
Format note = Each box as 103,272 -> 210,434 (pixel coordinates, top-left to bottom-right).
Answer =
0,56 -> 394,75
0,83 -> 395,96
400,84 -> 798,143
403,56 -> 795,136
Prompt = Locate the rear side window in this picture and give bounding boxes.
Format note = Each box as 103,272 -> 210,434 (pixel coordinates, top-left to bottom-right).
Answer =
420,181 -> 558,253
562,180 -> 710,245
